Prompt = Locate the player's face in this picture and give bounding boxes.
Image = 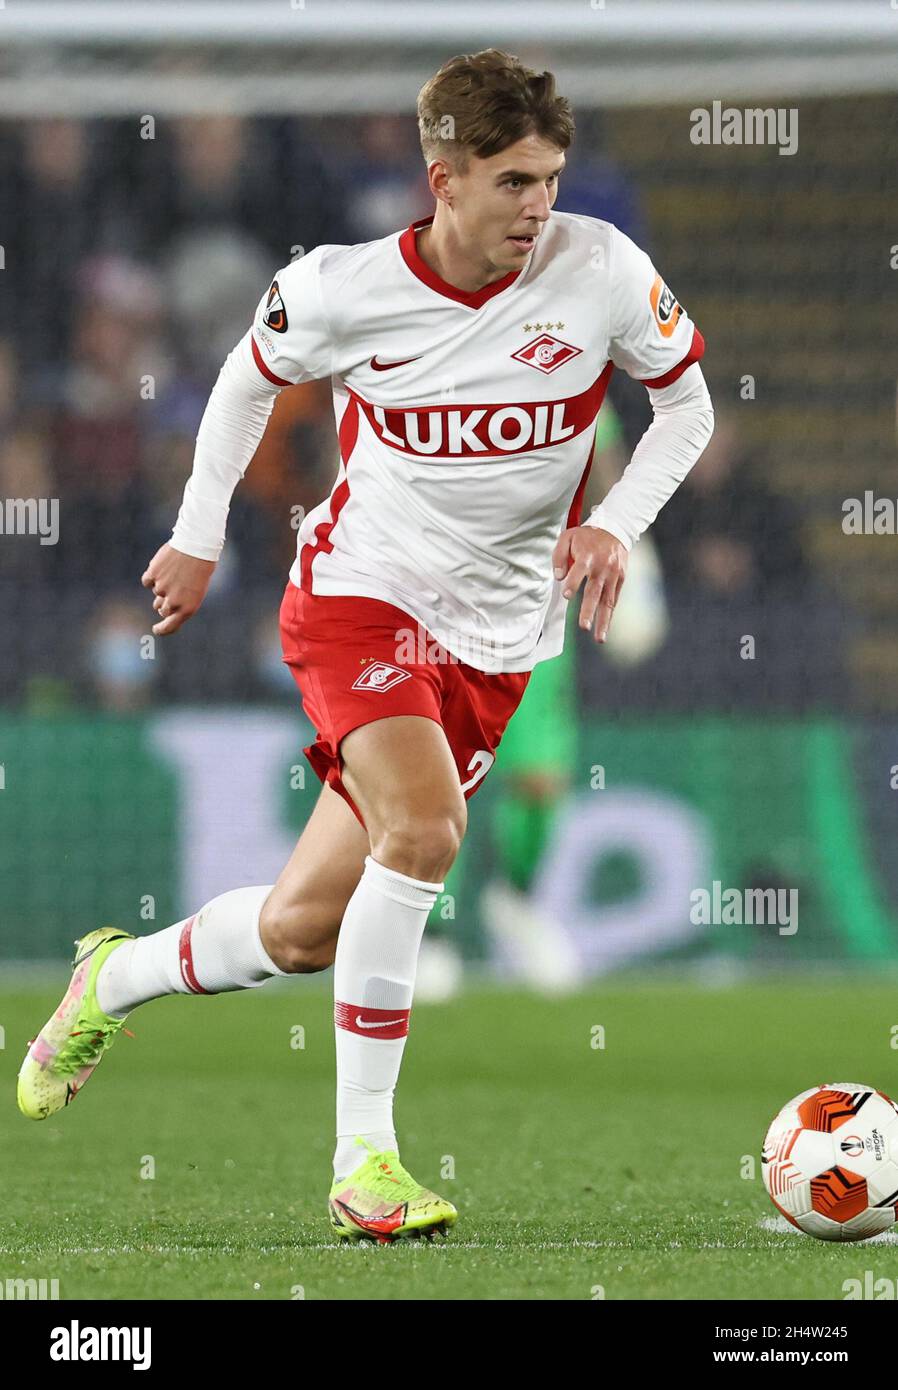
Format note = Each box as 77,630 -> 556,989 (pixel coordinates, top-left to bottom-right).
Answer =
454,133 -> 565,273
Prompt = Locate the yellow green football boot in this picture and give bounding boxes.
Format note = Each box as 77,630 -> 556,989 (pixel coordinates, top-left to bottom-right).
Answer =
17,927 -> 135,1120
329,1138 -> 458,1243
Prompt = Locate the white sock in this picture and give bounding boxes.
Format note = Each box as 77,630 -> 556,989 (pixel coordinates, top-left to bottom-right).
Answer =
332,854 -> 442,1181
95,885 -> 287,1017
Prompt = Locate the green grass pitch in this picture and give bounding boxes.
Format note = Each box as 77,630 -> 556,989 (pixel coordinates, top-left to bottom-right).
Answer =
2,977 -> 897,1300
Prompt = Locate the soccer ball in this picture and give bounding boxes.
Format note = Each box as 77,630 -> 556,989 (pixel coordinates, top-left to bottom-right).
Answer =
762,1082 -> 898,1241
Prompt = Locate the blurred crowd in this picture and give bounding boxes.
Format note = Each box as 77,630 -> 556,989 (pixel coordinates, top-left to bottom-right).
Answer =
0,112 -> 831,713
0,112 -> 436,708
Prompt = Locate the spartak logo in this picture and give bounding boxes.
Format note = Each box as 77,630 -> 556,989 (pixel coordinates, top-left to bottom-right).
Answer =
352,662 -> 411,692
512,333 -> 582,375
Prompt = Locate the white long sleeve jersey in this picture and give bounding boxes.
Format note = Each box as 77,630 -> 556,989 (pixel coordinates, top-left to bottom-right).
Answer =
171,211 -> 714,673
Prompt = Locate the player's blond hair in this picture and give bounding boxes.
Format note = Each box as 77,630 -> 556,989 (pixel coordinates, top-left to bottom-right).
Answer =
417,48 -> 574,172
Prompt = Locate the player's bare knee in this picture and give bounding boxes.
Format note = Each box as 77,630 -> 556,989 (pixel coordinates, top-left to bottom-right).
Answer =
370,805 -> 466,882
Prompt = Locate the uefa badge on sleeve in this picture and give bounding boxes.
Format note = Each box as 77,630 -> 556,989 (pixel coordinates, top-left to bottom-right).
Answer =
263,280 -> 288,333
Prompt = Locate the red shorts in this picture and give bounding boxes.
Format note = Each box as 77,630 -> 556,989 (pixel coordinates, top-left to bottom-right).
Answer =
279,581 -> 530,828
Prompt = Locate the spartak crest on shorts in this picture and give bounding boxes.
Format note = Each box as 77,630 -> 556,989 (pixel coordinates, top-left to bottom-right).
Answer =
352,662 -> 411,692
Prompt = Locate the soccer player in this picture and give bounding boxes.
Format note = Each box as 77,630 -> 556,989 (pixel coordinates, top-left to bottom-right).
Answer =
18,49 -> 714,1243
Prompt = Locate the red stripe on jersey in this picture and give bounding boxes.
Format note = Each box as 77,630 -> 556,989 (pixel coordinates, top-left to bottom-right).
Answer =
334,1001 -> 410,1039
251,333 -> 294,388
639,326 -> 705,390
178,915 -> 209,995
567,361 -> 614,529
348,360 -> 615,461
399,215 -> 521,309
299,394 -> 360,590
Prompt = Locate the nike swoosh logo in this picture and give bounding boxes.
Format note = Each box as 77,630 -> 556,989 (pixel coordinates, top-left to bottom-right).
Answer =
356,1015 -> 404,1029
370,355 -> 421,371
73,933 -> 129,967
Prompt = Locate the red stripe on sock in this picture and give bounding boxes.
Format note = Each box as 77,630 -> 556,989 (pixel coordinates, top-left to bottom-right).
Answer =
178,915 -> 209,995
334,1002 -> 410,1039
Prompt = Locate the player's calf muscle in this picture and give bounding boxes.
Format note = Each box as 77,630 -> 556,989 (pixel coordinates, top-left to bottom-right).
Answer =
259,851 -> 364,974
260,889 -> 341,974
258,783 -> 369,973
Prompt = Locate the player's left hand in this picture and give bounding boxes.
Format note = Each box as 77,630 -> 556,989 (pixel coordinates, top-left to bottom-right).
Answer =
553,525 -> 628,643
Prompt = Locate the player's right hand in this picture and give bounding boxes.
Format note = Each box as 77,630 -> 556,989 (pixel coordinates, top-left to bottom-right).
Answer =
141,543 -> 217,636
